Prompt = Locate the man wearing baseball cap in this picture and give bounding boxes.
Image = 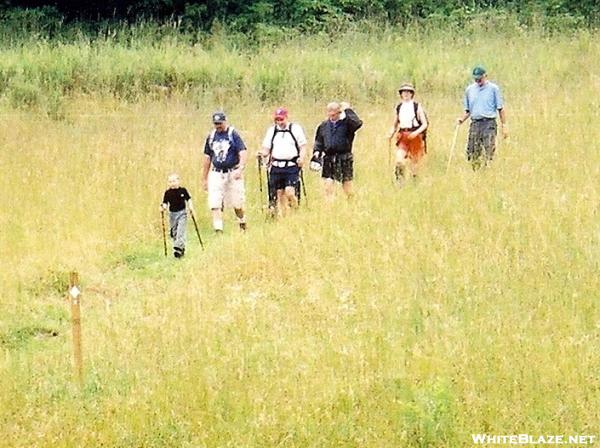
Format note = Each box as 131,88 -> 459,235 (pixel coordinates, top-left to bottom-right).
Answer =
202,111 -> 248,233
258,107 -> 307,216
457,66 -> 508,169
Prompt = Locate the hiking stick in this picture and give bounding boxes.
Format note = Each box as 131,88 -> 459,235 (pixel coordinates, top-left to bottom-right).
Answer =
300,168 -> 308,208
388,136 -> 393,170
446,124 -> 460,174
160,209 -> 167,257
257,156 -> 263,193
388,132 -> 397,183
258,156 -> 271,214
189,210 -> 205,250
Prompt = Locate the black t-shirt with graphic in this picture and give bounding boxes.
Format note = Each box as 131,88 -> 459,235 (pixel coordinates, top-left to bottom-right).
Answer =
162,187 -> 190,212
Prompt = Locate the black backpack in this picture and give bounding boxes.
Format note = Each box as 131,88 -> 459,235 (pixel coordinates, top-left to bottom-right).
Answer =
270,122 -> 300,161
267,122 -> 303,204
396,102 -> 429,152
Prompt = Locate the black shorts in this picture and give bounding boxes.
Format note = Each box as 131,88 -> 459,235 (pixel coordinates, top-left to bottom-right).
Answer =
269,166 -> 300,191
267,175 -> 301,209
322,153 -> 353,182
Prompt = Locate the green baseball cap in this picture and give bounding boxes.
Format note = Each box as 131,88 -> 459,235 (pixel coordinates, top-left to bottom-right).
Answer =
472,66 -> 486,80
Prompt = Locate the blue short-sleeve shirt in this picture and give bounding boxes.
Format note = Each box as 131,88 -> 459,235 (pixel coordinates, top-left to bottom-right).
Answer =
463,81 -> 504,120
204,127 -> 246,170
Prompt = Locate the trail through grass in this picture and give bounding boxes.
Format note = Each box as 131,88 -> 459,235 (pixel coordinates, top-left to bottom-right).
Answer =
1,30 -> 599,447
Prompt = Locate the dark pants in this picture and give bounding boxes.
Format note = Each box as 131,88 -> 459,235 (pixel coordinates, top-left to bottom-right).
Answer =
467,118 -> 497,166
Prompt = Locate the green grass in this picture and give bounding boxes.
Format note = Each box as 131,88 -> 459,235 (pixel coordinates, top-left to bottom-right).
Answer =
1,27 -> 599,447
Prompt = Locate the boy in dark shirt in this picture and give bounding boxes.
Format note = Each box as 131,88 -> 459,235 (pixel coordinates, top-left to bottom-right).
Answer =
160,174 -> 194,258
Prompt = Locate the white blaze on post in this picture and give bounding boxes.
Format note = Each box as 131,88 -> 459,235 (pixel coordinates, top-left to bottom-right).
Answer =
68,272 -> 83,386
69,286 -> 81,300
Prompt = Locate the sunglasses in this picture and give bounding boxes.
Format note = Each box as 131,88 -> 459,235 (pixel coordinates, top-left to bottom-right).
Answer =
274,117 -> 285,122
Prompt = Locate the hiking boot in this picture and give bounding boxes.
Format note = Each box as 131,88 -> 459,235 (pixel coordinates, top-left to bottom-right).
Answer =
395,166 -> 405,187
239,222 -> 247,231
215,229 -> 223,235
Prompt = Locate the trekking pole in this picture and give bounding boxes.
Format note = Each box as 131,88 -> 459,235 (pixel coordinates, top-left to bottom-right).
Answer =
258,155 -> 269,214
160,209 -> 167,257
300,168 -> 308,208
189,210 -> 205,250
446,124 -> 460,174
257,156 -> 263,193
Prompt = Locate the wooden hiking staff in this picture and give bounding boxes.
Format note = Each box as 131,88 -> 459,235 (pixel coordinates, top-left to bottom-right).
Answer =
189,210 -> 205,250
446,124 -> 460,174
160,209 -> 167,257
387,136 -> 393,169
387,132 -> 397,183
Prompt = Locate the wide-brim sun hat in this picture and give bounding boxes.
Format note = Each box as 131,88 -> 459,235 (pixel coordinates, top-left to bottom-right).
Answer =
398,83 -> 416,93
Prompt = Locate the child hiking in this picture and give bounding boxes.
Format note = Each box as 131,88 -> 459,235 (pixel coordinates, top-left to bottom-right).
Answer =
160,173 -> 195,258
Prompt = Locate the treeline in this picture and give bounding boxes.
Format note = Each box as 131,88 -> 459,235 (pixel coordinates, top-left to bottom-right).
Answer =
0,0 -> 598,41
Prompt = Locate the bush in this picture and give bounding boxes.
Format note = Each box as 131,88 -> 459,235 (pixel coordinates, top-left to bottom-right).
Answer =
9,80 -> 42,108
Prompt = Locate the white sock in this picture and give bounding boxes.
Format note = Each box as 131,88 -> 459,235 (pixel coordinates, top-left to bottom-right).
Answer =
213,219 -> 223,231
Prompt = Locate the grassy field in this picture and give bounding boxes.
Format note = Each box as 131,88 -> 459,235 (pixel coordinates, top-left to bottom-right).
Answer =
1,27 -> 599,447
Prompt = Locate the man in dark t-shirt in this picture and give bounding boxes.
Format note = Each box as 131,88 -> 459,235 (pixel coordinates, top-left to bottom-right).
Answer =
161,173 -> 194,258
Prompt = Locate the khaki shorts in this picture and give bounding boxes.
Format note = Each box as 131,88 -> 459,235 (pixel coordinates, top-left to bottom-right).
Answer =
208,170 -> 245,210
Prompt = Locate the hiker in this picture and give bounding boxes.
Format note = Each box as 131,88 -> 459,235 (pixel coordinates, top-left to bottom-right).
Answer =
202,111 -> 248,233
457,66 -> 508,169
160,173 -> 194,258
388,82 -> 428,184
258,107 -> 307,216
311,101 -> 362,200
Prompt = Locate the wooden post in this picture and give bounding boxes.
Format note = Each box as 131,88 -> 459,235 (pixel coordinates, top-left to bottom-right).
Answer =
68,271 -> 83,386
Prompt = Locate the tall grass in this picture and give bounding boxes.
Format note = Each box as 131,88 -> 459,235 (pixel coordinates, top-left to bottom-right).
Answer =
1,27 -> 599,447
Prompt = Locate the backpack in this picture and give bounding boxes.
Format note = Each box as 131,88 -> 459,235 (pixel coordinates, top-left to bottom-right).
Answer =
267,123 -> 304,205
396,102 -> 429,152
269,123 -> 300,162
208,126 -> 235,149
